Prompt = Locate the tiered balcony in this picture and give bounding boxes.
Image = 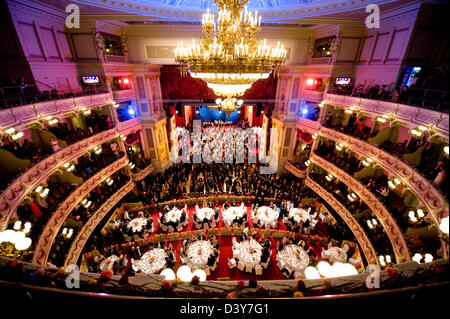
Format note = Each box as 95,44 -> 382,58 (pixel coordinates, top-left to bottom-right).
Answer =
0,128 -> 120,230
131,164 -> 154,181
32,156 -> 130,265
65,180 -> 135,267
285,161 -> 307,178
111,89 -> 135,102
318,126 -> 448,237
310,153 -> 411,263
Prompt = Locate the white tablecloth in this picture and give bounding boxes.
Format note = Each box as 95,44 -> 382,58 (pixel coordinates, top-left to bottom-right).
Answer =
131,248 -> 167,274
185,240 -> 214,270
164,208 -> 183,223
99,255 -> 119,271
195,207 -> 215,221
321,246 -> 348,263
127,217 -> 149,233
288,208 -> 312,224
252,206 -> 279,228
276,244 -> 309,273
222,205 -> 247,227
233,238 -> 263,268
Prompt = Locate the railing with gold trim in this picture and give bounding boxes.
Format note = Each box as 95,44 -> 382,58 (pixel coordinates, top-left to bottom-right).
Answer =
318,126 -> 448,252
310,153 -> 411,263
305,178 -> 379,266
0,128 -> 120,230
64,180 -> 135,267
0,92 -> 113,131
285,161 -> 307,178
324,93 -> 449,138
131,164 -> 154,181
32,156 -> 130,265
112,89 -> 135,102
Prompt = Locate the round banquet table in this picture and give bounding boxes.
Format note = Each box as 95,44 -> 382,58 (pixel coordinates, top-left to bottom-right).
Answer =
195,207 -> 216,226
252,206 -> 279,229
288,208 -> 312,224
232,238 -> 263,269
276,244 -> 309,275
99,255 -> 119,272
321,246 -> 348,264
185,240 -> 214,270
222,205 -> 247,227
131,248 -> 167,274
164,208 -> 183,224
127,217 -> 150,233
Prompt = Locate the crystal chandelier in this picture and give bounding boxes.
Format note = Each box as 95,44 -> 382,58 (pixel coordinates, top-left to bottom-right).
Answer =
174,0 -> 287,101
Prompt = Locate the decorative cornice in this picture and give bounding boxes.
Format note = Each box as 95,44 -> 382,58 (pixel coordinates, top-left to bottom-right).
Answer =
319,126 -> 449,254
0,128 -> 120,230
64,180 -> 134,267
0,93 -> 113,132
310,153 -> 411,263
131,164 -> 154,182
305,178 -> 379,266
32,156 -> 130,265
285,161 -> 307,179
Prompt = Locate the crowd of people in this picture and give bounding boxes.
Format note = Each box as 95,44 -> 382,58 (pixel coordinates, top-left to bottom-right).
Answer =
1,112 -> 115,192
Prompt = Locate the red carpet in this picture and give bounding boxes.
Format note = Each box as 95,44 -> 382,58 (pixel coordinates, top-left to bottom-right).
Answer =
141,203 -> 328,280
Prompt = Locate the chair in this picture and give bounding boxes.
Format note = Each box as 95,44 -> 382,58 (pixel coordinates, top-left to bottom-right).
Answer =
237,261 -> 245,271
255,265 -> 262,275
245,265 -> 253,273
228,258 -> 237,269
203,267 -> 210,276
177,224 -> 184,232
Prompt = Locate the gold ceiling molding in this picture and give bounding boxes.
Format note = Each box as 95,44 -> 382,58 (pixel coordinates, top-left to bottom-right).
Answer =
0,128 -> 120,231
309,153 -> 411,263
32,156 -> 130,265
64,180 -> 134,267
305,178 -> 379,266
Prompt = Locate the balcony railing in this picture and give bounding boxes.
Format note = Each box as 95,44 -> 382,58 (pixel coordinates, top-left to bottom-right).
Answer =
117,117 -> 141,132
310,153 -> 411,263
285,161 -> 307,178
318,126 -> 449,241
324,93 -> 449,138
0,128 -> 120,230
112,89 -> 135,102
0,91 -> 113,129
32,156 -> 130,265
131,164 -> 154,181
305,178 -> 379,266
64,180 -> 134,267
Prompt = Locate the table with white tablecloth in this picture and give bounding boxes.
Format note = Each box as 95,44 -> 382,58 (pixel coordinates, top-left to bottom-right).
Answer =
99,255 -> 119,271
194,206 -> 217,229
287,208 -> 312,224
131,248 -> 167,274
252,206 -> 279,229
185,240 -> 214,270
276,244 -> 309,275
127,217 -> 152,233
222,205 -> 247,227
164,208 -> 184,223
321,246 -> 348,263
232,238 -> 263,269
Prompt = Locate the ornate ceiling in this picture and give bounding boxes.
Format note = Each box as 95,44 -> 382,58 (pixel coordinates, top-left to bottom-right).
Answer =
69,0 -> 402,22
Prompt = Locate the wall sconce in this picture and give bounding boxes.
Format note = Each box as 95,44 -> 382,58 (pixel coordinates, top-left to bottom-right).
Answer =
4,127 -> 24,141
312,133 -> 318,140
106,177 -> 114,186
318,101 -> 325,108
62,227 -> 73,239
45,116 -> 59,126
379,254 -> 392,266
113,102 -> 120,108
412,252 -> 433,264
347,192 -> 357,202
63,162 -> 75,172
336,143 -> 344,151
129,162 -> 135,169
120,134 -> 127,141
35,185 -> 49,198
439,216 -> 448,234
93,146 -> 102,155
305,160 -> 311,166
0,229 -> 32,250
444,146 -> 449,155
81,199 -> 92,209
408,209 -> 425,223
362,158 -> 373,167
325,174 -> 334,182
